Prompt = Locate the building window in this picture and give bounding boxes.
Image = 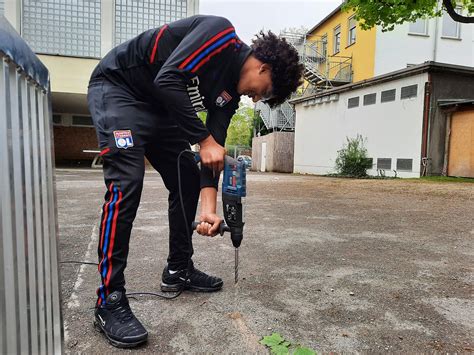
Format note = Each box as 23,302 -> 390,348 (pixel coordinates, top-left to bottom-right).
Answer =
321,34 -> 328,58
72,115 -> 93,127
408,19 -> 428,36
22,0 -> 101,58
348,16 -> 356,46
348,96 -> 359,108
396,159 -> 413,171
333,25 -> 341,54
363,93 -> 376,106
381,89 -> 396,103
115,0 -> 188,45
442,8 -> 461,39
0,0 -> 4,16
52,114 -> 62,125
401,84 -> 418,99
377,158 -> 392,170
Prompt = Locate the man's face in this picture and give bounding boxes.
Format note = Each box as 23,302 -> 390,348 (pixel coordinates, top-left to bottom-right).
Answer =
237,63 -> 274,103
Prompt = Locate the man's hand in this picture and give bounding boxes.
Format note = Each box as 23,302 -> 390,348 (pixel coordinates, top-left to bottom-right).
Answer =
199,135 -> 225,173
196,212 -> 223,237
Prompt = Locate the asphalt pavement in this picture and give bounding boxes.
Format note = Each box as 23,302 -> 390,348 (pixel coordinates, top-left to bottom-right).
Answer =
57,169 -> 474,353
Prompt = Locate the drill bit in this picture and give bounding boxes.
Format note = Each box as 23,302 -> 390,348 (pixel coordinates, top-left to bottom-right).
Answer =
234,248 -> 239,284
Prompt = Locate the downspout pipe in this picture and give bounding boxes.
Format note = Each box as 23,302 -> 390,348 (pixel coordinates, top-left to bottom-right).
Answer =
421,73 -> 432,176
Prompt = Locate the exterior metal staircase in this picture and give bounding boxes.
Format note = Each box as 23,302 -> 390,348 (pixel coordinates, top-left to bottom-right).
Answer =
255,100 -> 295,132
255,31 -> 353,131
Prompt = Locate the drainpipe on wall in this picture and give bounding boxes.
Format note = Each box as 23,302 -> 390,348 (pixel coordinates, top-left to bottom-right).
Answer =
442,112 -> 452,176
421,73 -> 432,176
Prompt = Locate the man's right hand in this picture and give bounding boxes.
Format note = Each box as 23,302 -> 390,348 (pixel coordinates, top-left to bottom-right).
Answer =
196,212 -> 223,237
199,135 -> 225,173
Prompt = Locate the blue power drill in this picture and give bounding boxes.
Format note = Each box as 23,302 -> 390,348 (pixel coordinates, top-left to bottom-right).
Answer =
192,155 -> 246,283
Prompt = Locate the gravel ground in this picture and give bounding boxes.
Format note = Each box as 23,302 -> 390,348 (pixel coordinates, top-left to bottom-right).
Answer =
57,169 -> 474,353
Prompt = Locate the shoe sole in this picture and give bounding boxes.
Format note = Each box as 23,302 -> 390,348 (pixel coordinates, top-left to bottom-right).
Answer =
94,320 -> 147,348
160,281 -> 223,293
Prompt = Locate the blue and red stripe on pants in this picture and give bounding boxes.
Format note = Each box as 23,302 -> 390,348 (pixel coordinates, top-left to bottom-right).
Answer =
97,183 -> 122,305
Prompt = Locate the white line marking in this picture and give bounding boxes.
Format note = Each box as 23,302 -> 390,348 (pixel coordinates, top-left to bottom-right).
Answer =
64,217 -> 100,343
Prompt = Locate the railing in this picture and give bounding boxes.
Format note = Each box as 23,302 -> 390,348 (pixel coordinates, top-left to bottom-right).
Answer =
0,16 -> 62,354
283,31 -> 352,93
327,55 -> 352,83
255,100 -> 295,131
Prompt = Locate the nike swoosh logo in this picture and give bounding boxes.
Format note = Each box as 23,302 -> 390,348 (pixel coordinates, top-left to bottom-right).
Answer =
179,277 -> 190,282
98,314 -> 106,326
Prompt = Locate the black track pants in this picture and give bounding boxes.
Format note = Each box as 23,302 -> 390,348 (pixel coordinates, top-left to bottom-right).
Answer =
87,78 -> 200,305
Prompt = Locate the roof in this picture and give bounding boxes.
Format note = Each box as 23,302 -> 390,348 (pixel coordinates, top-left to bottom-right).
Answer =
306,4 -> 343,37
438,99 -> 474,110
290,62 -> 474,105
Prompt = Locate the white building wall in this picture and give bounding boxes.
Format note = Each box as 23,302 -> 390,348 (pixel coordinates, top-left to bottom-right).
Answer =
294,73 -> 428,178
374,15 -> 474,76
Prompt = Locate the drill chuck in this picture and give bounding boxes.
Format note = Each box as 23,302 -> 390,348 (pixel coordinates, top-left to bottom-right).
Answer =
230,231 -> 243,248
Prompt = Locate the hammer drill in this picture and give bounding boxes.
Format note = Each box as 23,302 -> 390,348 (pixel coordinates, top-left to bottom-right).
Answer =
192,155 -> 246,284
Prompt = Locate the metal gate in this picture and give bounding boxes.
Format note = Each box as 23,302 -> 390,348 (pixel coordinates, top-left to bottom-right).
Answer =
0,16 -> 62,354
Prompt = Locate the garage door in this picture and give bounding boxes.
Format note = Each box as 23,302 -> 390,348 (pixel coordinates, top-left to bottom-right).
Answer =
448,110 -> 474,178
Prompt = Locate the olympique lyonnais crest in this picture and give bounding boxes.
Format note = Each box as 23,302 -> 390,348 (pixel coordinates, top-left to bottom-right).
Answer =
216,90 -> 232,107
113,130 -> 134,149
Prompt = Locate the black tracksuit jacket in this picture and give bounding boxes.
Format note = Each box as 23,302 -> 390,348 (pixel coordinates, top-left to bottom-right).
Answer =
93,14 -> 252,188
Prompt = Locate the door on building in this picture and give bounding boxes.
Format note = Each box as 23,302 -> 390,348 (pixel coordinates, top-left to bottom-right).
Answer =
261,142 -> 267,172
448,110 -> 474,178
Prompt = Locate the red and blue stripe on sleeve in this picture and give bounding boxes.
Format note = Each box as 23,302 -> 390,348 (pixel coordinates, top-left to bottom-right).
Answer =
178,27 -> 241,73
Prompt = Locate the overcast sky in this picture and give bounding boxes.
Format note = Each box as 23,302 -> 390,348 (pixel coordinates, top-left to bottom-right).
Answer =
199,0 -> 342,44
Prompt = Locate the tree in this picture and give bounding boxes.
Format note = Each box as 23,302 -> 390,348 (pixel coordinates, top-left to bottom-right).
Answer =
343,0 -> 474,32
225,105 -> 254,147
197,104 -> 254,147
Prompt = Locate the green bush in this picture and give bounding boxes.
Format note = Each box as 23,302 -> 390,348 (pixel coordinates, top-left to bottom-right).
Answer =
335,135 -> 372,177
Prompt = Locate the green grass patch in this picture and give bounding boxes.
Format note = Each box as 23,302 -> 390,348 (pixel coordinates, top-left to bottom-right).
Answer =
260,333 -> 317,355
407,176 -> 474,184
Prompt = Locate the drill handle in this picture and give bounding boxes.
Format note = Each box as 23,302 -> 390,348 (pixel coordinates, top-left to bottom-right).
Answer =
191,221 -> 230,236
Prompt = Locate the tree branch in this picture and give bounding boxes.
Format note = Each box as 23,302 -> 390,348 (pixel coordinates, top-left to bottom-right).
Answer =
443,0 -> 474,23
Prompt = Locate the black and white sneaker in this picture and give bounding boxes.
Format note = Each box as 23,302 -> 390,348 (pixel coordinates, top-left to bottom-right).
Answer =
94,291 -> 148,348
161,265 -> 223,292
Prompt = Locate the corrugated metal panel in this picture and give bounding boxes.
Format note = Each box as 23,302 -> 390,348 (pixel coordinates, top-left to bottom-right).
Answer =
0,16 -> 62,355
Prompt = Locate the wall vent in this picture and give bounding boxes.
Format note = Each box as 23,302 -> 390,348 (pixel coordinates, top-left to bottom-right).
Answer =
348,97 -> 359,108
381,89 -> 396,103
401,84 -> 418,99
377,158 -> 392,170
363,93 -> 376,106
397,158 -> 413,171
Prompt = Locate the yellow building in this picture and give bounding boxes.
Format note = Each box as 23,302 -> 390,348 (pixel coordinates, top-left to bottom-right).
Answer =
304,3 -> 473,87
305,4 -> 376,85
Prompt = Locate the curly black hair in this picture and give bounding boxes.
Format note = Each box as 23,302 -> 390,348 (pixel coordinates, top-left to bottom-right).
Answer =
251,30 -> 304,107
